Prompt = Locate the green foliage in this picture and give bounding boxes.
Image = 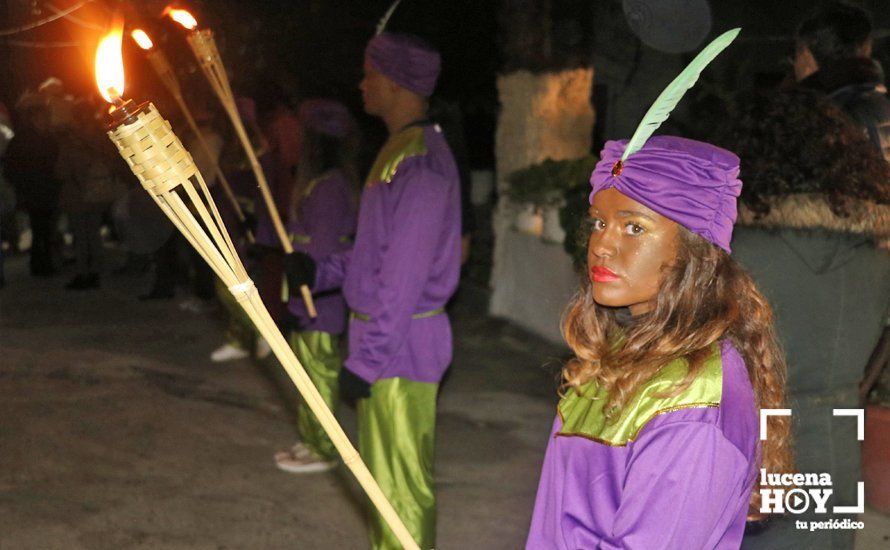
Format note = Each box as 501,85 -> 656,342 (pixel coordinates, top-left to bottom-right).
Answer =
506,155 -> 597,270
506,156 -> 597,207
560,180 -> 593,270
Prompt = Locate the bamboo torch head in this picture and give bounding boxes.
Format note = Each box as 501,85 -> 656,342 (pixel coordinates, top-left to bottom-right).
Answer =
186,28 -> 221,66
164,6 -> 230,101
162,7 -> 197,30
96,26 -> 245,286
131,28 -> 179,96
163,5 -> 214,59
130,29 -> 153,50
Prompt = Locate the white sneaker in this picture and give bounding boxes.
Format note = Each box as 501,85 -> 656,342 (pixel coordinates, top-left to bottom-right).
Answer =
180,297 -> 217,314
274,442 -> 337,474
179,297 -> 199,311
210,343 -> 249,362
255,336 -> 272,360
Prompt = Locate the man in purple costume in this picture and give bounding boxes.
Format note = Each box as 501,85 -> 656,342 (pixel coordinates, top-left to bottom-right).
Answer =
285,32 -> 461,549
526,135 -> 790,548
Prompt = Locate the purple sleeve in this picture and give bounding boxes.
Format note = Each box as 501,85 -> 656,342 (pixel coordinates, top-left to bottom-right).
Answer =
346,163 -> 449,383
315,249 -> 352,292
600,421 -> 749,550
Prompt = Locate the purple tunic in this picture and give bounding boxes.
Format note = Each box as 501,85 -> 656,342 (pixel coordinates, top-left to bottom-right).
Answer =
527,340 -> 759,549
314,124 -> 461,383
286,169 -> 357,334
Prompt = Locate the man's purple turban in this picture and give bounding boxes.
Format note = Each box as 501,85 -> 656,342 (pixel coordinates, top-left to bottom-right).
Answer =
590,136 -> 742,253
299,99 -> 354,139
365,32 -> 441,97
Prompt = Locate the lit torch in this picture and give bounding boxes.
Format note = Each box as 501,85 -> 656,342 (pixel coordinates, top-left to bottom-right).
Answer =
96,25 -> 417,550
130,28 -> 254,245
163,6 -> 316,318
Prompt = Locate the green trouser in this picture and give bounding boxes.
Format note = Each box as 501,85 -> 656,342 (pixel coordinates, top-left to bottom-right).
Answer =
358,377 -> 438,550
289,331 -> 341,460
214,278 -> 255,351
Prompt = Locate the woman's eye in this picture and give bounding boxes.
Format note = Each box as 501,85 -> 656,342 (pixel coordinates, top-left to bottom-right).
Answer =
591,218 -> 606,231
624,223 -> 645,236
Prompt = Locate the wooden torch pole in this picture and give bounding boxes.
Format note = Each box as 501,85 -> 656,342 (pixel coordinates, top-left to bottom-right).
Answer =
144,48 -> 255,244
186,29 -> 316,318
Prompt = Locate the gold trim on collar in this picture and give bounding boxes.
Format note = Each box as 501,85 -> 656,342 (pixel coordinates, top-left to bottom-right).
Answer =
555,344 -> 723,446
365,126 -> 427,188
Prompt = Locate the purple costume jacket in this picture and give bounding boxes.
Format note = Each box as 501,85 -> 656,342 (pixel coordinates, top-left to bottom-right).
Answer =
527,340 -> 759,549
286,169 -> 357,334
314,124 -> 461,383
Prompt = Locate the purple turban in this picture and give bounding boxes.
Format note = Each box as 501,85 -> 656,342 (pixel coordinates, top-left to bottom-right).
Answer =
365,32 -> 441,97
299,99 -> 354,139
590,136 -> 742,253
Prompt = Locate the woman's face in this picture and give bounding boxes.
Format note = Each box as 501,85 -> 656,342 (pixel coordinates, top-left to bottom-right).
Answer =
587,188 -> 680,315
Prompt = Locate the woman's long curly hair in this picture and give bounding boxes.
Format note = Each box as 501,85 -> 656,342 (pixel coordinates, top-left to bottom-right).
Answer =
715,88 -> 890,217
289,127 -> 359,220
562,227 -> 794,509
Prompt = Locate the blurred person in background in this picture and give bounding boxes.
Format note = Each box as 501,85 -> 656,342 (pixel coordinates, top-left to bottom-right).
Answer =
718,88 -> 890,550
209,96 -> 273,362
794,1 -> 890,161
0,101 -> 15,288
273,98 -> 358,473
252,81 -> 302,331
4,102 -> 60,277
55,101 -> 121,290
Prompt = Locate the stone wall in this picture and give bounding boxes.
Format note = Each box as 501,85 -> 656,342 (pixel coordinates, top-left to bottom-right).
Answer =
489,68 -> 594,344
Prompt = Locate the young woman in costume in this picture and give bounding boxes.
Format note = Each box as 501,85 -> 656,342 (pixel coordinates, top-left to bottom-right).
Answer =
274,99 -> 358,473
526,30 -> 793,549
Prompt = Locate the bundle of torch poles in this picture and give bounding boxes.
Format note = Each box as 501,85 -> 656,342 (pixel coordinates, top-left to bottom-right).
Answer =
95,11 -> 417,550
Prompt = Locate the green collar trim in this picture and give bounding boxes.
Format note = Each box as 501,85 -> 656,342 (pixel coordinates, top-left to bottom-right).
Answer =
556,344 -> 723,446
365,126 -> 427,187
302,169 -> 339,199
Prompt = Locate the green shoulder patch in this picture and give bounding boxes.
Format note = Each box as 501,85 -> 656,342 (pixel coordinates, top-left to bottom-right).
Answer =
556,344 -> 723,446
365,126 -> 427,188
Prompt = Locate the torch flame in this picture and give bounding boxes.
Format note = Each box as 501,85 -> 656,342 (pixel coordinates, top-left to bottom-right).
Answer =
131,29 -> 154,50
164,7 -> 198,30
95,25 -> 125,103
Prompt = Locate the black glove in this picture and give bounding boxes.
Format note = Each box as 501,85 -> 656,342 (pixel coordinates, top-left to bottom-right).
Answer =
339,367 -> 372,402
283,251 -> 316,291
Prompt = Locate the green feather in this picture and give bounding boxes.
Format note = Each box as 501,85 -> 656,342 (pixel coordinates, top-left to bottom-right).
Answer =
376,0 -> 403,35
621,28 -> 741,162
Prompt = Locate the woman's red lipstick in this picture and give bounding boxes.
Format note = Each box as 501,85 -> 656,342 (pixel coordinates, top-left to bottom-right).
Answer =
590,266 -> 620,282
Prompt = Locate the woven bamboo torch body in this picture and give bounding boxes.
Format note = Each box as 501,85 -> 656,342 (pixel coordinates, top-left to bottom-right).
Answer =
106,103 -> 418,550
185,29 -> 316,318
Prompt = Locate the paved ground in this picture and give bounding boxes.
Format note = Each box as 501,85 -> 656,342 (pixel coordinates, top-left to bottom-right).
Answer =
2,252 -> 889,549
